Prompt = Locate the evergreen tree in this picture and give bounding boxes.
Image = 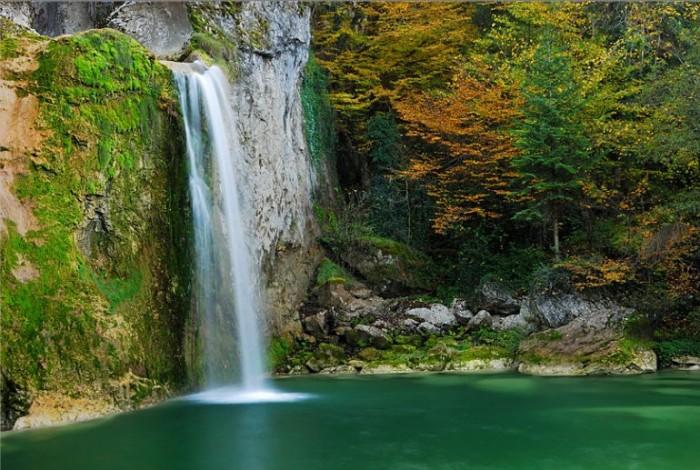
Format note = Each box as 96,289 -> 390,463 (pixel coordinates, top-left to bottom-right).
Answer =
511,33 -> 591,259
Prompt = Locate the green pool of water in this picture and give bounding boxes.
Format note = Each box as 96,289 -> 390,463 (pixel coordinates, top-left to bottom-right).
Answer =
2,372 -> 699,469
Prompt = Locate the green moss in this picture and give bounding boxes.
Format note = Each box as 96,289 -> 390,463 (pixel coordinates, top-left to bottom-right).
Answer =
1,29 -> 190,393
469,327 -> 525,357
467,346 -> 510,361
186,4 -> 239,79
268,337 -> 292,371
301,54 -> 335,169
91,268 -> 143,312
315,258 -> 354,287
0,35 -> 19,60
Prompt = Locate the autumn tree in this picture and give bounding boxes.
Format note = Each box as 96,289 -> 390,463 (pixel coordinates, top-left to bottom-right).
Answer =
511,34 -> 590,260
395,69 -> 519,234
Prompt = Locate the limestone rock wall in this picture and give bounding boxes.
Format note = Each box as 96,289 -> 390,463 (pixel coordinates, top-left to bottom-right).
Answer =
0,22 -> 191,430
230,2 -> 322,336
186,1 -> 327,336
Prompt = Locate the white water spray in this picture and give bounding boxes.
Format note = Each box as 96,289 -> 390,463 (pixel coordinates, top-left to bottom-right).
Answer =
172,62 -> 267,393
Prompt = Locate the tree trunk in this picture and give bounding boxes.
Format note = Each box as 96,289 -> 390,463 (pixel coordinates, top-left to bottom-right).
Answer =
553,215 -> 560,261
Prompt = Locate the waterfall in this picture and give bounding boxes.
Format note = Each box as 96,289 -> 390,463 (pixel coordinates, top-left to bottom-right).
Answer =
171,62 -> 267,392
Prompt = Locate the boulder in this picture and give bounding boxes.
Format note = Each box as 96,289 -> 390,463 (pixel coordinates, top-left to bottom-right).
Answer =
345,325 -> 390,350
478,281 -> 520,315
302,310 -> 330,337
528,279 -> 633,329
517,307 -> 656,376
417,321 -> 440,336
317,283 -> 355,310
518,349 -> 657,376
400,318 -> 420,333
405,304 -> 456,327
467,310 -> 493,330
451,299 -> 474,325
492,303 -> 538,334
671,355 -> 700,371
107,2 -> 193,59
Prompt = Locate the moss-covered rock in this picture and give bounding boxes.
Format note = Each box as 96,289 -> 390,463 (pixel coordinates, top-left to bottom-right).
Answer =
517,326 -> 657,376
0,28 -> 190,427
329,234 -> 433,296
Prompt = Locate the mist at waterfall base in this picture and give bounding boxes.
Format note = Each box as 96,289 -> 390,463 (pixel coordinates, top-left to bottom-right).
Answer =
172,62 -> 306,404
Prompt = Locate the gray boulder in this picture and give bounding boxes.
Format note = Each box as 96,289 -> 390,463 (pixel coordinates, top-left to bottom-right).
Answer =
451,299 -> 474,325
467,310 -> 492,330
107,2 -> 193,59
671,355 -> 700,371
405,304 -> 455,327
345,325 -> 390,350
530,292 -> 632,329
0,2 -> 33,29
492,303 -> 538,334
302,310 -> 330,338
400,318 -> 420,333
478,281 -> 520,315
417,321 -> 440,336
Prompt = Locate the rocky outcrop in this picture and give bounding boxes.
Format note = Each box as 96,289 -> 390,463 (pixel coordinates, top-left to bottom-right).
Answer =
0,2 -> 33,29
107,2 -> 193,59
288,269 -> 659,378
186,2 -> 326,335
331,236 -> 432,295
1,27 -> 190,430
477,281 -> 521,315
517,306 -> 656,376
0,2 -> 116,36
670,355 -> 700,371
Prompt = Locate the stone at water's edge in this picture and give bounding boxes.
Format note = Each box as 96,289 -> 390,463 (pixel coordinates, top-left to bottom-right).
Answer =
450,359 -> 516,372
517,305 -> 657,376
517,350 -> 657,376
670,355 -> 700,370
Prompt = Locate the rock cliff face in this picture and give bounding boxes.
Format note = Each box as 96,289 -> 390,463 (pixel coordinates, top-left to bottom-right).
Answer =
225,2 -> 323,337
0,21 -> 191,430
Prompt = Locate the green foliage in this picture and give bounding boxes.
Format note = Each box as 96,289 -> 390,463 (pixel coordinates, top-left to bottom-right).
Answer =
267,337 -> 292,371
301,54 -> 335,168
315,258 -> 354,287
0,35 -> 19,60
656,340 -> 700,368
511,32 -> 591,257
470,327 -> 526,358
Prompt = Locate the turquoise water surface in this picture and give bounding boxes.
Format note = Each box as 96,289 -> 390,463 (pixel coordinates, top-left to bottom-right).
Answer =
2,372 -> 699,469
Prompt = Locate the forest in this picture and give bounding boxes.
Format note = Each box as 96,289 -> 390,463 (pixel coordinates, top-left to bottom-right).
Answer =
308,3 -> 700,363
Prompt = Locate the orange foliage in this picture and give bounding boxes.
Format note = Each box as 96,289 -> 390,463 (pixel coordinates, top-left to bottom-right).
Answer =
394,70 -> 520,233
560,257 -> 635,289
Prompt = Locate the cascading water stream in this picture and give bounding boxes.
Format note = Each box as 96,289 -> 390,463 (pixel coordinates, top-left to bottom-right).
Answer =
169,61 -> 272,397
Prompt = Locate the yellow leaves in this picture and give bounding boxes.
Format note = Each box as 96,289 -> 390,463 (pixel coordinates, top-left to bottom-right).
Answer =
392,68 -> 519,234
560,256 -> 635,289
